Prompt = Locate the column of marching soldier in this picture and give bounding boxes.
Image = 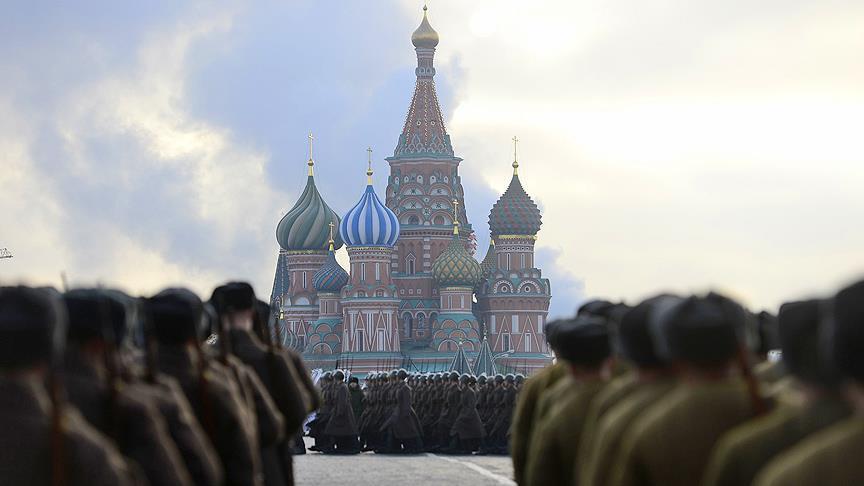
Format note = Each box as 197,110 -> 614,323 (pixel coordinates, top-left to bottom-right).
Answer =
305,368 -> 524,455
0,282 -> 319,486
511,280 -> 864,486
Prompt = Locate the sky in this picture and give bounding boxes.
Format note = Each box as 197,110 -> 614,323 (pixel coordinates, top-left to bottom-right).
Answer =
1,0 -> 863,317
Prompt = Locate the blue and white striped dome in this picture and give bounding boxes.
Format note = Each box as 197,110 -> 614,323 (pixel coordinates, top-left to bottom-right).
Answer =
340,184 -> 400,247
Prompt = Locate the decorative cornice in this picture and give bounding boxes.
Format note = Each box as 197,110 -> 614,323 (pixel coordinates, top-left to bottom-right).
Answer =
495,234 -> 538,241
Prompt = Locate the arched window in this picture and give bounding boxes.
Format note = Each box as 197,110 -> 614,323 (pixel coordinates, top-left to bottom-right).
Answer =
361,263 -> 366,282
403,313 -> 413,337
302,271 -> 307,289
433,215 -> 445,225
406,255 -> 416,275
417,314 -> 425,329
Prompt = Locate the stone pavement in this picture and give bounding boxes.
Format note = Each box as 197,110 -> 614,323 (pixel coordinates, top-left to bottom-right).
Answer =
294,439 -> 515,485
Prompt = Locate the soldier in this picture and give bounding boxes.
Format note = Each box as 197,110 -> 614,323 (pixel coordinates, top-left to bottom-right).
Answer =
348,376 -> 364,423
702,299 -> 851,486
62,289 -> 193,486
0,286 -> 136,486
144,288 -> 262,486
511,318 -> 567,483
753,280 -> 864,485
309,372 -> 334,452
524,317 -> 612,486
381,369 -> 423,453
322,370 -> 360,454
609,293 -> 761,486
446,374 -> 484,454
215,283 -> 311,485
208,286 -> 286,472
578,296 -> 678,486
106,289 -> 224,486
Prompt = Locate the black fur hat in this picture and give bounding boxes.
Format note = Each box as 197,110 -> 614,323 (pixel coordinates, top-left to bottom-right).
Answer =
144,288 -> 204,345
778,299 -> 840,386
64,289 -> 127,345
0,286 -> 67,369
554,316 -> 611,368
830,280 -> 864,382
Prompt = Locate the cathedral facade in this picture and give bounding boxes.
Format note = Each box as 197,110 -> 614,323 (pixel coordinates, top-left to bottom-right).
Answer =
270,7 -> 552,375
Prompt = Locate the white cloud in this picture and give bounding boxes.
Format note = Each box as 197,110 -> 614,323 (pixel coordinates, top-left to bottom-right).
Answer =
1,6 -> 285,297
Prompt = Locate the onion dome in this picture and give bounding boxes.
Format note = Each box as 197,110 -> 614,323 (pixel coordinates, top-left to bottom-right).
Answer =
488,143 -> 542,237
433,215 -> 482,288
479,239 -> 497,277
313,229 -> 349,293
276,138 -> 343,252
340,149 -> 401,248
412,5 -> 439,49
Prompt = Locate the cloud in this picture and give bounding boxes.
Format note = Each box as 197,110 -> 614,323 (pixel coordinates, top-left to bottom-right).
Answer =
0,3 -> 285,296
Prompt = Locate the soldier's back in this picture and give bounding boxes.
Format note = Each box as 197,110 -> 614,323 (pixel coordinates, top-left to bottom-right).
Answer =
753,416 -> 864,486
127,377 -> 224,486
609,380 -> 756,486
0,378 -> 136,486
702,397 -> 850,486
524,379 -> 606,486
578,379 -> 675,486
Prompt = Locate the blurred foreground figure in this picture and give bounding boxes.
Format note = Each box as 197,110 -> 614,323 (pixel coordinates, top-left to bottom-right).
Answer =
753,280 -> 864,485
609,294 -> 761,486
524,317 -> 612,486
578,296 -> 677,486
0,286 -> 135,485
62,290 -> 192,486
213,283 -> 310,485
702,299 -> 850,486
144,289 -> 262,486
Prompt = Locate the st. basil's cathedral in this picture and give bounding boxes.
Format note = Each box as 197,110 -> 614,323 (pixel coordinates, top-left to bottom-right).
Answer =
270,7 -> 552,375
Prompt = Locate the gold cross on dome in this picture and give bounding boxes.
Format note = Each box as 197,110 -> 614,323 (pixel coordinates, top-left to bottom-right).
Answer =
366,147 -> 374,183
328,222 -> 335,251
452,198 -> 460,235
307,132 -> 315,176
512,136 -> 520,174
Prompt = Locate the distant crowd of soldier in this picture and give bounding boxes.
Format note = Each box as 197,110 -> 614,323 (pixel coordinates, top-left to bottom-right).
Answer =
0,282 -> 317,486
306,368 -> 525,455
511,279 -> 864,486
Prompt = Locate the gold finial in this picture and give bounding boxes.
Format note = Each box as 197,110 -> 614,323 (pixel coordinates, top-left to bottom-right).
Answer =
366,147 -> 374,184
512,136 -> 519,175
452,198 -> 460,235
328,222 -> 335,251
307,132 -> 315,176
491,238 -> 495,247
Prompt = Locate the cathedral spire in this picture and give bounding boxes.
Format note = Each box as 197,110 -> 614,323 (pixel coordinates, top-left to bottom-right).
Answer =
393,5 -> 453,158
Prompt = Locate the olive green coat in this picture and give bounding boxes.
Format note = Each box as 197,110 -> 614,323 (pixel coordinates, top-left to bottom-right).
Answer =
754,416 -> 864,486
578,379 -> 675,486
609,380 -> 757,486
703,397 -> 850,486
510,362 -> 568,485
524,378 -> 606,486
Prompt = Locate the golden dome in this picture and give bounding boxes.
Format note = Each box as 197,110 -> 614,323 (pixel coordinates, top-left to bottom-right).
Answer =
412,5 -> 439,48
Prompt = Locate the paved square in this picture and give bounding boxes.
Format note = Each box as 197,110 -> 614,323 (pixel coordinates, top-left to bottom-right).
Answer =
294,439 -> 515,485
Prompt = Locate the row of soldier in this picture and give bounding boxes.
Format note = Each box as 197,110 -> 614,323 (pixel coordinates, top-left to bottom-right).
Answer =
307,368 -> 525,455
511,279 -> 864,486
0,282 -> 318,486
